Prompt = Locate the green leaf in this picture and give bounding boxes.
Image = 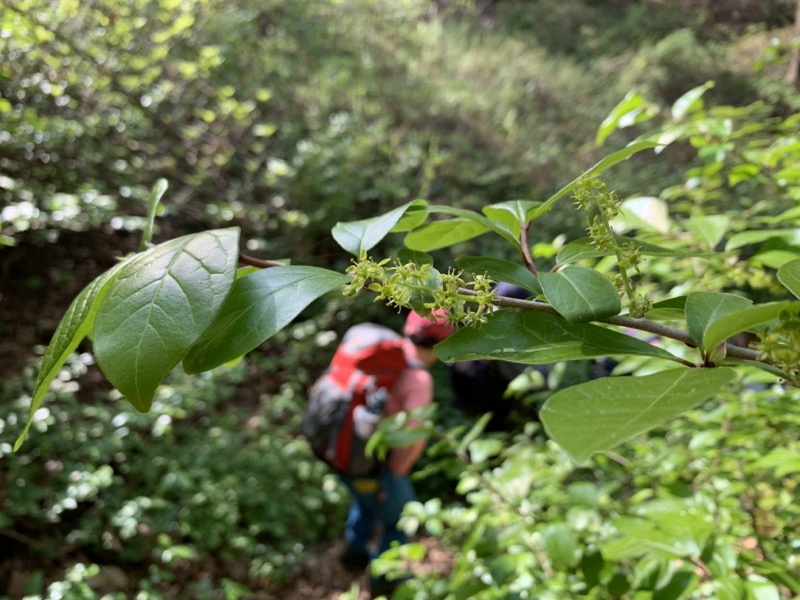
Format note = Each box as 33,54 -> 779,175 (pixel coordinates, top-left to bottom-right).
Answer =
403,218 -> 489,251
390,202 -> 430,232
14,258 -> 133,450
713,577 -> 746,600
753,449 -> 800,477
541,524 -> 579,571
777,257 -> 800,299
140,178 -> 168,251
183,266 -> 349,373
533,140 -> 661,219
685,292 -> 753,355
726,229 -> 800,251
703,300 -> 800,357
332,200 -> 426,256
435,309 -> 681,365
94,229 -> 240,411
615,196 -> 671,235
539,266 -> 621,322
482,200 -> 539,239
468,438 -> 504,464
596,91 -> 657,147
458,413 -> 493,456
684,215 -> 730,250
671,81 -> 714,121
540,367 -> 737,462
455,256 -> 541,294
405,206 -> 521,251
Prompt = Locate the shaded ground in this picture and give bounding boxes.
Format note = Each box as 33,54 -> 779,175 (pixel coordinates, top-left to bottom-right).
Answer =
0,228 -> 453,599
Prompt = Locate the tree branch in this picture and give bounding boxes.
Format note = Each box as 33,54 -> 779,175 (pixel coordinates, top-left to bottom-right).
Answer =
458,288 -> 766,365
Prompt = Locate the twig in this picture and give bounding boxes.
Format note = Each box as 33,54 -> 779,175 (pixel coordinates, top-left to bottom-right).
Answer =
457,288 -> 766,366
238,254 -> 283,269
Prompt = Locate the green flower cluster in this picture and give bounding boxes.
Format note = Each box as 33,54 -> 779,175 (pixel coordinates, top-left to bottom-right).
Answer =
344,256 -> 496,327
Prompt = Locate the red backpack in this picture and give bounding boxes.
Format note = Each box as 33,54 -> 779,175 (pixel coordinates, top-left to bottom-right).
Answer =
301,323 -> 412,476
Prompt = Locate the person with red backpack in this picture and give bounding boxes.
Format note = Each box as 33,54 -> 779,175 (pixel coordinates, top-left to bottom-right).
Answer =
301,309 -> 453,575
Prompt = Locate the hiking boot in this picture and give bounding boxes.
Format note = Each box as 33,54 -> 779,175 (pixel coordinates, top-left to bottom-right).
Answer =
339,546 -> 370,571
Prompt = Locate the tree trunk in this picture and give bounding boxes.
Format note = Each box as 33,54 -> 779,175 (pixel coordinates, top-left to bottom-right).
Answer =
787,0 -> 800,86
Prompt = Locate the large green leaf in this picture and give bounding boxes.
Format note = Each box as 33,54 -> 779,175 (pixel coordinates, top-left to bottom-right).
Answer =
532,140 -> 661,219
685,292 -> 753,355
435,309 -> 680,365
332,200 -> 426,256
183,265 -> 349,373
455,256 -> 541,294
403,218 -> 489,251
94,228 -> 240,411
777,257 -> 800,299
539,266 -> 621,322
540,367 -> 737,462
15,258 -> 133,450
703,300 -> 800,357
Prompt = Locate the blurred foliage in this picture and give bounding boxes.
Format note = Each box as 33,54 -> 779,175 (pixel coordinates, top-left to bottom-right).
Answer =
2,0 -> 800,596
0,316 -> 349,597
384,375 -> 800,599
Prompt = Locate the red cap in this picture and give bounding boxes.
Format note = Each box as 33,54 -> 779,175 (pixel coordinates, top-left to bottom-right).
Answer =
403,309 -> 453,344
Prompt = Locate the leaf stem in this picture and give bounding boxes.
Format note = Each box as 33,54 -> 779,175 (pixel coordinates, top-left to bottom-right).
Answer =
520,221 -> 538,275
238,254 -> 283,269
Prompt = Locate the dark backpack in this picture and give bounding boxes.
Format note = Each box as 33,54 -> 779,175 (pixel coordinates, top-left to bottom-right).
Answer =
300,323 -> 410,476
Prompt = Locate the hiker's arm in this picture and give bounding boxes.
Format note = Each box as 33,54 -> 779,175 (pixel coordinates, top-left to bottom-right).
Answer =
387,437 -> 426,476
387,368 -> 433,476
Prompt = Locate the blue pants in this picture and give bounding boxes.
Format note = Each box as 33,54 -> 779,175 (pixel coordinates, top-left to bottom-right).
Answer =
340,471 -> 416,558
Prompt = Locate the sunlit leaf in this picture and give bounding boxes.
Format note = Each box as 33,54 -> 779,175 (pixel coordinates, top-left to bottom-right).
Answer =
94,229 -> 240,411
613,196 -> 670,234
436,309 -> 680,365
332,200 -> 426,256
404,218 -> 489,251
183,266 -> 349,373
671,81 -> 714,121
684,215 -> 730,250
540,367 -> 737,462
540,266 -> 621,322
426,205 -> 520,248
596,91 -> 657,147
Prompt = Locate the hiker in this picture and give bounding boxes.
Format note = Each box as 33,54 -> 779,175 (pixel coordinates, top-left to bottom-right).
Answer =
447,282 -> 541,429
301,309 -> 453,573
